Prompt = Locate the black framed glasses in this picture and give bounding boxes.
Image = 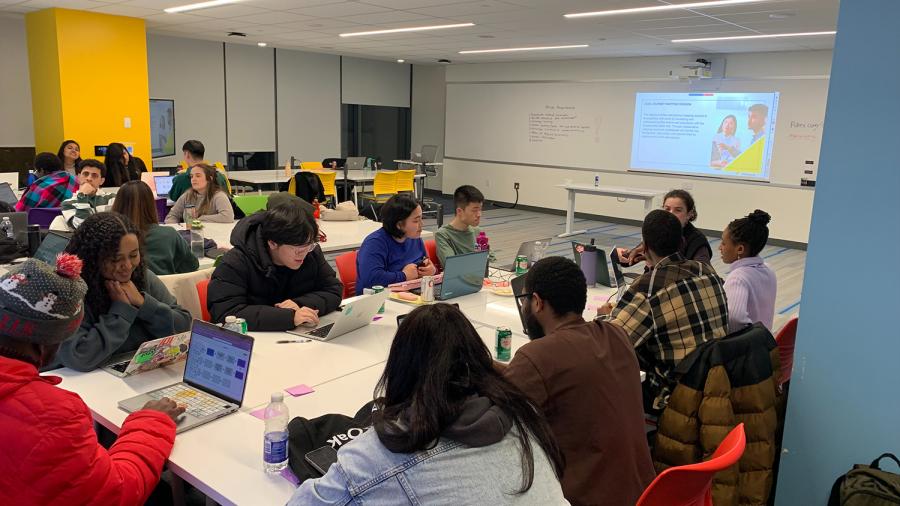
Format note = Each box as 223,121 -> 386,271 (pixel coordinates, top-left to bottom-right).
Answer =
514,292 -> 533,302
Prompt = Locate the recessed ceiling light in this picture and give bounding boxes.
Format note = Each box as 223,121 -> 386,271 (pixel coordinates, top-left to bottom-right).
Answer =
257,42 -> 267,47
164,0 -> 241,14
565,0 -> 766,18
672,31 -> 836,43
459,44 -> 589,54
340,23 -> 475,37
397,59 -> 405,63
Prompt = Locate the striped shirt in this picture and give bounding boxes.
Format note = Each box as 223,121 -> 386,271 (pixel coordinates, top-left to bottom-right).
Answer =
15,171 -> 78,212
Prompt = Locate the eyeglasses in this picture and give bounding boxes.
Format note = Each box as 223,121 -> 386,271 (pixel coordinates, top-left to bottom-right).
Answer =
283,243 -> 317,254
514,292 -> 533,302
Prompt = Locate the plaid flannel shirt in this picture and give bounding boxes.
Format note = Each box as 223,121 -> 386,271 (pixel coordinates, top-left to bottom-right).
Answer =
601,253 -> 729,406
15,171 -> 78,212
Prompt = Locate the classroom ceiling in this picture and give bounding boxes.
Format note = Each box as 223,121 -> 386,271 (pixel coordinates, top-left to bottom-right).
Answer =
0,0 -> 839,63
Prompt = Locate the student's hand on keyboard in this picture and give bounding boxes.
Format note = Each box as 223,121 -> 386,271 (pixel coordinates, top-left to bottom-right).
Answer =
277,299 -> 320,327
596,302 -> 613,316
141,397 -> 187,422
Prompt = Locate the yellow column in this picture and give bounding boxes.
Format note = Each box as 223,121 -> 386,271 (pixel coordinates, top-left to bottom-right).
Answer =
25,8 -> 152,168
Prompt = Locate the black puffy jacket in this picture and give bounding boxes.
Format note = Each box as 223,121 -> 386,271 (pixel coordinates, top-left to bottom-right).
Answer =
207,213 -> 343,331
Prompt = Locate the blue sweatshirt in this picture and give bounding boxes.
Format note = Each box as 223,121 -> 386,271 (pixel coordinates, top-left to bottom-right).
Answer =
356,228 -> 426,295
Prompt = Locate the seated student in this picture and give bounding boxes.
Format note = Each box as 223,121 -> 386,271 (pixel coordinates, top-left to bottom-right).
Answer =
434,184 -> 484,267
56,212 -> 192,371
618,189 -> 713,266
355,194 -> 436,295
168,140 -> 228,202
113,181 -> 199,276
57,139 -> 82,176
207,203 -> 342,332
289,303 -> 566,505
599,210 -> 728,411
15,152 -> 78,211
165,163 -> 234,224
720,210 -> 777,333
502,256 -> 654,506
103,142 -> 145,188
0,255 -> 184,504
54,159 -> 116,231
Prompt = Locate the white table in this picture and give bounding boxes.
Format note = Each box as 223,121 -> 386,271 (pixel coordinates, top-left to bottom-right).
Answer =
226,170 -> 299,186
556,184 -> 664,238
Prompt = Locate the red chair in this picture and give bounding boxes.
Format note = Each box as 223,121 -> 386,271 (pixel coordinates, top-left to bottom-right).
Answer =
335,250 -> 358,299
637,423 -> 746,506
424,239 -> 441,273
196,279 -> 210,322
775,317 -> 799,386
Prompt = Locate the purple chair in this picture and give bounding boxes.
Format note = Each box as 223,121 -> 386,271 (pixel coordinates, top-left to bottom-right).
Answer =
155,197 -> 169,223
27,207 -> 62,229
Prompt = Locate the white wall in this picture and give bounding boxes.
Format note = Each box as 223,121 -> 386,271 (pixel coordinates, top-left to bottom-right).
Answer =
276,50 -> 340,165
341,57 -> 410,107
442,51 -> 832,243
0,15 -> 34,147
226,44 -> 276,153
147,35 -> 227,166
411,65 -> 445,190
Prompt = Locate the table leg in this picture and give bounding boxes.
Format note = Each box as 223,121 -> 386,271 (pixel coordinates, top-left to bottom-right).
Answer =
558,189 -> 587,238
644,196 -> 654,212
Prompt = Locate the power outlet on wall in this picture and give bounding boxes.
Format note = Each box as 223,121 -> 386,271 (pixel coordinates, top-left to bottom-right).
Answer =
514,182 -> 520,190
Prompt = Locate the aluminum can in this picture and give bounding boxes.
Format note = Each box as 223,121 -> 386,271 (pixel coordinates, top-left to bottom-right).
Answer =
496,327 -> 512,361
420,275 -> 435,302
514,255 -> 529,275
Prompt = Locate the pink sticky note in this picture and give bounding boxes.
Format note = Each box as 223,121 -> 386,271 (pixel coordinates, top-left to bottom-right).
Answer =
285,384 -> 315,397
250,407 -> 270,420
372,316 -> 382,322
592,295 -> 605,301
280,467 -> 300,486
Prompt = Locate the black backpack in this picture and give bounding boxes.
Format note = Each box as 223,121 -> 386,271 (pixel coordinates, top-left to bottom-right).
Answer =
286,400 -> 375,483
293,172 -> 325,204
829,453 -> 900,505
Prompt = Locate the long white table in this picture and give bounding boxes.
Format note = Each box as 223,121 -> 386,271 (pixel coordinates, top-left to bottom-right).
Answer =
48,269 -> 629,505
556,183 -> 664,238
226,170 -> 427,204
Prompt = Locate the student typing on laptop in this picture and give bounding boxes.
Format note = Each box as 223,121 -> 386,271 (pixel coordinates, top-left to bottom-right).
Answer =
208,202 -> 343,331
0,255 -> 184,505
356,194 -> 436,295
56,212 -> 192,371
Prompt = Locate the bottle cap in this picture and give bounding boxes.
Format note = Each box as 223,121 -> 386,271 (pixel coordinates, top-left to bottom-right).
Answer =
271,392 -> 284,402
225,316 -> 236,323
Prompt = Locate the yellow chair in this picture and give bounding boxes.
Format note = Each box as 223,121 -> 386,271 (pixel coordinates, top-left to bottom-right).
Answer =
213,161 -> 233,194
300,161 -> 323,171
360,170 -> 398,205
310,170 -> 337,204
396,169 -> 415,194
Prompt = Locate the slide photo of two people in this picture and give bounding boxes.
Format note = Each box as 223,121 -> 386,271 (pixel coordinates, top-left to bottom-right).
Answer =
710,103 -> 768,169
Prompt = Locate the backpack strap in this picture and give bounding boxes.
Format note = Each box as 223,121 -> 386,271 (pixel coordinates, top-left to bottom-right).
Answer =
871,453 -> 900,471
828,473 -> 846,506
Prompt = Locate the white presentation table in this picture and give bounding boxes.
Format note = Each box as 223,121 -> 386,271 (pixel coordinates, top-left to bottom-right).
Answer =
556,184 -> 664,238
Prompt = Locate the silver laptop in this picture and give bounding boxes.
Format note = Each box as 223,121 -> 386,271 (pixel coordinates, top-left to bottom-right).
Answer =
153,174 -> 175,198
345,157 -> 366,171
497,238 -> 553,272
119,320 -> 253,433
287,290 -> 389,341
103,332 -> 191,378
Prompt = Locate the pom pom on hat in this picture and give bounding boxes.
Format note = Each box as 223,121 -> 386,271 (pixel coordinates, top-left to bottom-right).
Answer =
55,253 -> 83,279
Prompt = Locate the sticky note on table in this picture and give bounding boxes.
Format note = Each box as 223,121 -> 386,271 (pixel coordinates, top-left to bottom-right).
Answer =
250,407 -> 270,420
372,316 -> 382,322
280,467 -> 300,486
592,295 -> 606,301
285,384 -> 315,397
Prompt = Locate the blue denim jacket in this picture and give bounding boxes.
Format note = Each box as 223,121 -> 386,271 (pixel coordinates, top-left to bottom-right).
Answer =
287,429 -> 568,505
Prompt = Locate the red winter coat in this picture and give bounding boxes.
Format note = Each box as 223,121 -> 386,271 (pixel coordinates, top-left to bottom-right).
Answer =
0,356 -> 176,505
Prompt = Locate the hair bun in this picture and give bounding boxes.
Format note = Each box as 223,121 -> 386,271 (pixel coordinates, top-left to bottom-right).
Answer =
748,209 -> 771,226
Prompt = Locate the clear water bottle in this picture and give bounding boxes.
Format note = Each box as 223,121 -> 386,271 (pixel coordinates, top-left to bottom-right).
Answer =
1,217 -> 13,239
263,392 -> 290,473
189,220 -> 204,258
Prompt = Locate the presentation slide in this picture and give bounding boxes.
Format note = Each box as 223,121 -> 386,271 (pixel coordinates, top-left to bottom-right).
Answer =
150,99 -> 175,158
630,92 -> 779,180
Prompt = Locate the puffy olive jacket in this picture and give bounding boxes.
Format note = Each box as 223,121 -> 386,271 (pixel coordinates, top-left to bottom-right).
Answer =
653,323 -> 783,506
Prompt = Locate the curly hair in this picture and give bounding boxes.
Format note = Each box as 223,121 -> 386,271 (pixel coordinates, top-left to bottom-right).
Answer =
65,212 -> 146,317
727,209 -> 771,257
524,256 -> 587,315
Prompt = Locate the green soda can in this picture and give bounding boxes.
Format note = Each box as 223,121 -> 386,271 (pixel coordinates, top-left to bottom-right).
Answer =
514,255 -> 529,275
496,327 -> 512,361
372,285 -> 386,314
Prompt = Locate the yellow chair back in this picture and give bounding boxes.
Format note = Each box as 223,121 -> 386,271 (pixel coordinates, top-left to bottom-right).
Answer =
396,170 -> 415,193
300,161 -> 324,171
310,170 -> 337,200
372,171 -> 398,198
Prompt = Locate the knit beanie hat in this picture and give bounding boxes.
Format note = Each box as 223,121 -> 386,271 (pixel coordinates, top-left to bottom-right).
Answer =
0,254 -> 87,344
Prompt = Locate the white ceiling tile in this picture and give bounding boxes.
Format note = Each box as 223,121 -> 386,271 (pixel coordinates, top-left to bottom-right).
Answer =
18,0 -> 108,8
182,4 -> 271,19
341,10 -> 437,25
232,10 -> 313,25
288,1 -> 390,18
89,4 -> 160,17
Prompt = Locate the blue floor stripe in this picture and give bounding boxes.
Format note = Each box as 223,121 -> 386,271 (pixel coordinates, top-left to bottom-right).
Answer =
763,247 -> 790,259
480,216 -> 536,228
779,299 -> 801,315
609,230 -> 645,241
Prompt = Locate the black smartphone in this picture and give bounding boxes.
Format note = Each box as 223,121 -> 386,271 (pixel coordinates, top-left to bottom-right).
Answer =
417,256 -> 428,267
305,446 -> 338,475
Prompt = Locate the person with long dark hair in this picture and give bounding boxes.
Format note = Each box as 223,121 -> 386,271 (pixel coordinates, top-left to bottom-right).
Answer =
103,143 -> 146,187
113,181 -> 198,276
165,163 -> 234,224
288,303 -> 567,505
56,212 -> 191,371
617,189 -> 713,266
719,209 -> 777,333
57,139 -> 82,176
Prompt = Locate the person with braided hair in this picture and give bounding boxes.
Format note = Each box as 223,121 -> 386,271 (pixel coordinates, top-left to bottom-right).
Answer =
56,212 -> 192,371
719,209 -> 777,333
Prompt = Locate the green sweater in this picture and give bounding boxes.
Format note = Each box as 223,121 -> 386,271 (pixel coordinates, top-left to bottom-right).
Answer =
144,224 -> 199,276
434,223 -> 479,267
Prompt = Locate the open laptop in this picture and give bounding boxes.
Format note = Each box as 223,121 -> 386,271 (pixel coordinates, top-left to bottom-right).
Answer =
287,290 -> 389,341
608,246 -> 629,302
571,241 -> 615,288
0,212 -> 27,244
33,231 -> 71,264
410,250 -> 489,301
510,274 -> 530,336
103,332 -> 191,378
154,174 -> 175,198
345,157 -> 366,171
0,182 -> 18,207
497,238 -> 553,271
119,320 -> 253,433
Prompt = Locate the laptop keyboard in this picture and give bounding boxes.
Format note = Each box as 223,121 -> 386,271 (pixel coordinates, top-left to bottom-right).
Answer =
307,323 -> 335,338
108,361 -> 129,373
149,384 -> 231,418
